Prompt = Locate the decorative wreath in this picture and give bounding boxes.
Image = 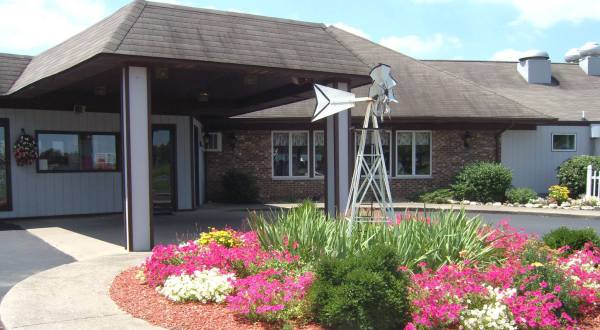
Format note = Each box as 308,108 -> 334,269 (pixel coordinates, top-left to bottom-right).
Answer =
13,130 -> 38,166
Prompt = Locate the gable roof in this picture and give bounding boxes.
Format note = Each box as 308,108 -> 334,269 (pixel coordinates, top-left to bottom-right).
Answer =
236,27 -> 551,122
425,60 -> 600,122
0,54 -> 32,95
4,0 -> 369,95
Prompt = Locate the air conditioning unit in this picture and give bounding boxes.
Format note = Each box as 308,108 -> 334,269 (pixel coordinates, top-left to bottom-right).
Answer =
73,104 -> 86,113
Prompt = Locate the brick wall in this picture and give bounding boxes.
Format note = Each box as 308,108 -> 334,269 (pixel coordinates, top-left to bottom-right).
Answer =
205,129 -> 499,202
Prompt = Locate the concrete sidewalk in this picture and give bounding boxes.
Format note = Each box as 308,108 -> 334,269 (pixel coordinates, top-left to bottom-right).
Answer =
0,253 -> 158,330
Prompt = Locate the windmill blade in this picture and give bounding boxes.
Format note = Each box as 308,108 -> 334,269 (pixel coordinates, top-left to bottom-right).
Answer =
370,64 -> 397,90
312,84 -> 358,122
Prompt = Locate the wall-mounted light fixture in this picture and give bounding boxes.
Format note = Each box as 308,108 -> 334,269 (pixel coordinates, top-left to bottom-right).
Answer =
462,131 -> 472,148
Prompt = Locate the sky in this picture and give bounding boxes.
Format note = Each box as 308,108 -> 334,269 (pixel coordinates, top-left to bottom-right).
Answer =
1,0 -> 599,62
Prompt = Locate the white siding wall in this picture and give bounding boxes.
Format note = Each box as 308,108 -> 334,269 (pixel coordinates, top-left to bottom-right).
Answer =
0,108 -> 193,218
501,125 -> 591,193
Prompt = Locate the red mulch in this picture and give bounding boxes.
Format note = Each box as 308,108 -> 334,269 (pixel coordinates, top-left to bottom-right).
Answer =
580,310 -> 600,329
110,268 -> 322,330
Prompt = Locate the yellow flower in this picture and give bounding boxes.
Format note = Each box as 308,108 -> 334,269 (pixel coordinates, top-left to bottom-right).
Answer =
530,262 -> 544,268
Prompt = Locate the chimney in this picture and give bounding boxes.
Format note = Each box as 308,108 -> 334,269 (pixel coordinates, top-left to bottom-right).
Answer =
578,42 -> 600,76
517,50 -> 551,84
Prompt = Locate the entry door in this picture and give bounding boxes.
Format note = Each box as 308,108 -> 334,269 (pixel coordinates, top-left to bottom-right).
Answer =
0,119 -> 11,211
152,125 -> 176,212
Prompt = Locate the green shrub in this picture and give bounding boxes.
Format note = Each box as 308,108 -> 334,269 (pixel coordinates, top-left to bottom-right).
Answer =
248,202 -> 503,270
542,226 -> 600,251
452,162 -> 512,202
221,170 -> 259,203
557,155 -> 600,197
417,188 -> 454,204
505,187 -> 538,204
308,245 -> 411,330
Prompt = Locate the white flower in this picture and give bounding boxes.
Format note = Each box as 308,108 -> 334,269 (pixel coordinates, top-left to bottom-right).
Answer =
460,301 -> 516,330
157,268 -> 235,303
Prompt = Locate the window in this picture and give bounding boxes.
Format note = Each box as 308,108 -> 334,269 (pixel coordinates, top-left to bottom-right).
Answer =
37,132 -> 118,172
204,132 -> 222,152
272,131 -> 309,177
0,119 -> 11,210
552,133 -> 576,152
314,131 -> 325,177
396,131 -> 431,177
354,130 -> 392,174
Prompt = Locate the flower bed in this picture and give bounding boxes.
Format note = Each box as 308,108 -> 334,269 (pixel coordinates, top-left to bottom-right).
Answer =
111,206 -> 600,329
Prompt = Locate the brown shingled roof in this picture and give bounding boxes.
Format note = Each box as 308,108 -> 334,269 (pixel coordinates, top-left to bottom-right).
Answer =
425,60 -> 600,122
4,0 -> 369,95
236,27 -> 552,122
0,54 -> 32,95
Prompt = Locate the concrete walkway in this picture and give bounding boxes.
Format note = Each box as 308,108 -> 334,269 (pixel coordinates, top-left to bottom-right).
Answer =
0,253 -> 158,330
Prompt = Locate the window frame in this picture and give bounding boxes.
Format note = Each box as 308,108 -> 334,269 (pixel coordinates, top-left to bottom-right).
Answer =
0,119 -> 12,211
313,130 -> 325,178
551,133 -> 577,152
395,130 -> 432,178
204,132 -> 222,152
35,130 -> 120,173
271,130 -> 310,179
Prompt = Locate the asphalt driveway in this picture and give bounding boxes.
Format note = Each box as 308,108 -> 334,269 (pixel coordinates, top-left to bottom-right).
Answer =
473,212 -> 600,236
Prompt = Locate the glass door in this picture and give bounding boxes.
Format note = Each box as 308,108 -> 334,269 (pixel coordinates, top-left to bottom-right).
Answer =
152,125 -> 176,212
0,119 -> 11,210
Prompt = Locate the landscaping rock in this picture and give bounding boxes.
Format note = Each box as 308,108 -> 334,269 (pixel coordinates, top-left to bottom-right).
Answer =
507,203 -> 514,207
492,202 -> 502,207
581,206 -> 594,211
469,201 -> 478,206
561,202 -> 571,208
525,203 -> 534,208
461,200 -> 470,205
549,203 -> 558,209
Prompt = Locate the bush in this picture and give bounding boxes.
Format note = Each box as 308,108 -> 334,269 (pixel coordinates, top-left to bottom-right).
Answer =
548,185 -> 569,204
543,226 -> 600,251
452,162 -> 512,202
505,187 -> 538,204
417,188 -> 454,204
557,155 -> 600,197
221,170 -> 259,203
308,245 -> 411,330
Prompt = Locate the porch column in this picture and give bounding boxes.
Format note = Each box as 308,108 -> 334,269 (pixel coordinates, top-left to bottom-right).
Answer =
325,81 -> 351,217
121,66 -> 153,251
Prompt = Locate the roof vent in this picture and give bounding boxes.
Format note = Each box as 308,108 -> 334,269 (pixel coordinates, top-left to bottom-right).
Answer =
564,48 -> 581,63
578,42 -> 600,76
517,50 -> 551,84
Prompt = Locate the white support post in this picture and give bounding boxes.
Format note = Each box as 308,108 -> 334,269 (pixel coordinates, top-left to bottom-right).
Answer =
586,164 -> 593,198
121,66 -> 153,251
325,82 -> 351,217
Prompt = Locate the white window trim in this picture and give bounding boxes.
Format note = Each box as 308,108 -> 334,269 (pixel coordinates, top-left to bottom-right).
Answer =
551,133 -> 577,152
271,131 -> 310,179
353,129 -> 393,176
394,130 -> 432,178
313,130 -> 325,178
204,132 -> 222,152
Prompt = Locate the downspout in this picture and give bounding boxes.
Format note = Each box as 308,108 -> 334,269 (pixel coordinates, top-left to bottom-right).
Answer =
495,121 -> 515,162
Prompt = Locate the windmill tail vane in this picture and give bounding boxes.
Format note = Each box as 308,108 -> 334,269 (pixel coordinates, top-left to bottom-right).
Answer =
311,63 -> 397,225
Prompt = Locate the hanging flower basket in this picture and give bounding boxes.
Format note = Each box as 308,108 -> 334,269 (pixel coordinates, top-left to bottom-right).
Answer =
13,131 -> 38,166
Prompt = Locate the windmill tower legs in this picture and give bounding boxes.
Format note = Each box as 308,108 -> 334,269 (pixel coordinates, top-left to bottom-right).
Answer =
345,102 -> 395,226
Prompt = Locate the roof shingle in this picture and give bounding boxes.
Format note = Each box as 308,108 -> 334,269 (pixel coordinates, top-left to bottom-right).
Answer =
5,0 -> 369,95
236,27 -> 551,121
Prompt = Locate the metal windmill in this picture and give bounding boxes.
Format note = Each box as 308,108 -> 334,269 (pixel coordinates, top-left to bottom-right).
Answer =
312,64 -> 397,225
